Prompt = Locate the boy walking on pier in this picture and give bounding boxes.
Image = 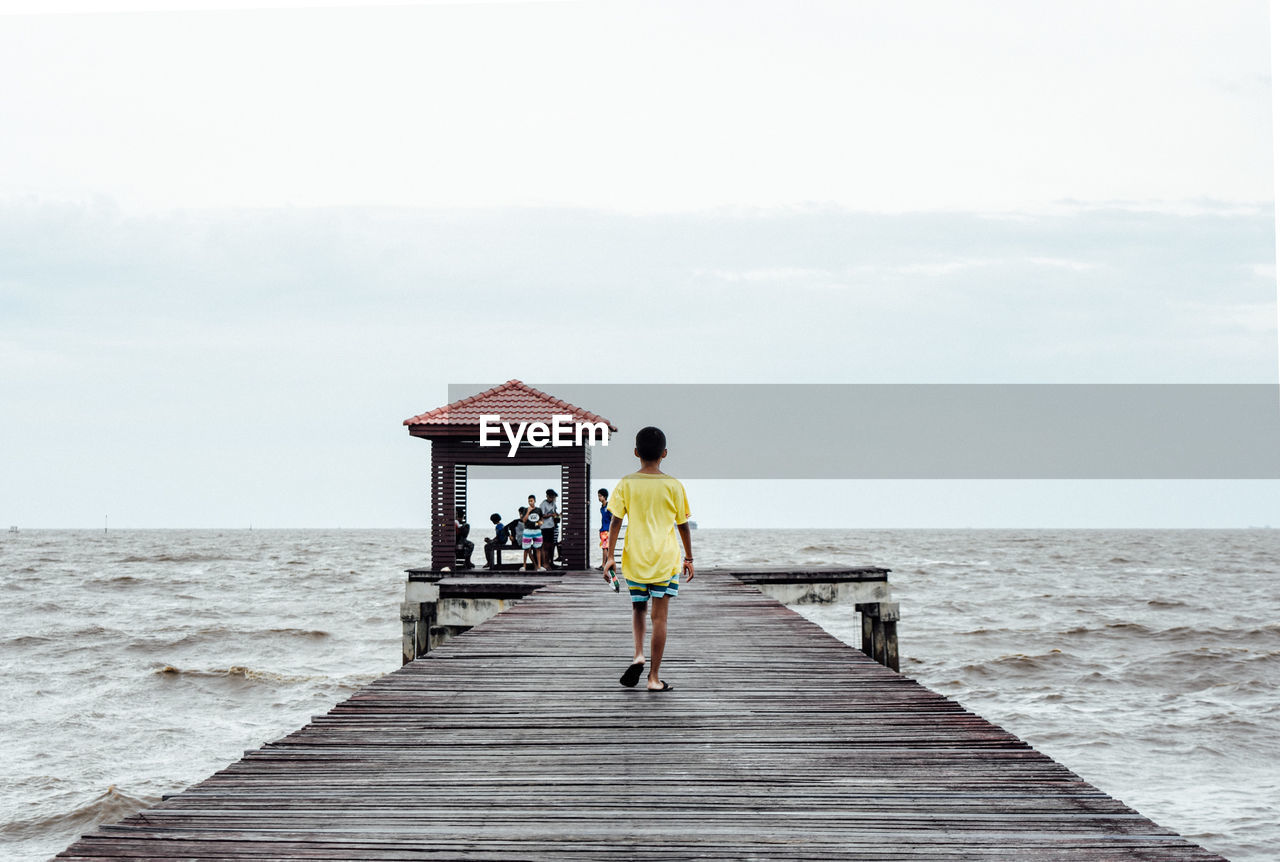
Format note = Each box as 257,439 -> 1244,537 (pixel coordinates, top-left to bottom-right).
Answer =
603,426 -> 694,692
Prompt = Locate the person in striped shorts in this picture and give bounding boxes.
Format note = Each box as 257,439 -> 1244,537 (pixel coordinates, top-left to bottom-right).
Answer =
603,426 -> 694,693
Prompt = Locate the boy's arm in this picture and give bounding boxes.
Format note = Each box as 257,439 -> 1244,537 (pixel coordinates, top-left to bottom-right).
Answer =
602,519 -> 624,581
676,522 -> 694,582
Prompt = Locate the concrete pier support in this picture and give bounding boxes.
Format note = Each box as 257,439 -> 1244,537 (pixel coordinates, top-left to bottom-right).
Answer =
856,601 -> 900,671
401,577 -> 441,664
724,566 -> 900,673
402,568 -> 557,662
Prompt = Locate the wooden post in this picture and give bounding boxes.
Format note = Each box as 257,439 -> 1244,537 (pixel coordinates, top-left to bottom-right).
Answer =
880,602 -> 900,672
400,602 -> 419,665
557,450 -> 591,570
855,600 -> 900,670
430,455 -> 452,571
417,602 -> 436,657
402,578 -> 443,663
884,621 -> 899,671
856,603 -> 875,657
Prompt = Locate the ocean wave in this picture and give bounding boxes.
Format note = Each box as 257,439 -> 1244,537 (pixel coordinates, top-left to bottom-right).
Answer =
1179,713 -> 1273,732
152,664 -> 370,686
0,784 -> 156,840
1058,623 -> 1147,637
1127,646 -> 1267,680
2,634 -> 55,647
267,627 -> 331,638
144,626 -> 332,650
118,553 -> 234,564
991,648 -> 1070,666
155,664 -> 304,683
959,649 -> 1077,677
1055,621 -> 1280,643
174,626 -> 331,640
1100,621 -> 1154,634
101,575 -> 144,586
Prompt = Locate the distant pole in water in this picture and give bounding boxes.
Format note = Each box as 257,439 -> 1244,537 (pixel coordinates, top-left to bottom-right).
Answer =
104,514 -> 108,533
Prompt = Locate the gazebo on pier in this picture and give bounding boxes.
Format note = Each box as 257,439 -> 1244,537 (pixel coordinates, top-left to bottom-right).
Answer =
403,380 -> 617,572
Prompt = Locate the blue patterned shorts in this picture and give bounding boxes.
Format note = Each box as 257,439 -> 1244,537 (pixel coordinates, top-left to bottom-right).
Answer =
626,574 -> 679,603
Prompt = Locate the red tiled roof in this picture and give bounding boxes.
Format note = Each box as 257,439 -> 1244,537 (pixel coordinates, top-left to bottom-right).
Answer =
404,380 -> 617,430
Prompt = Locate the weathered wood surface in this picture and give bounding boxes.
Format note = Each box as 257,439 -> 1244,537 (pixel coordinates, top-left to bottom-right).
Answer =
722,565 -> 891,584
60,572 -> 1224,860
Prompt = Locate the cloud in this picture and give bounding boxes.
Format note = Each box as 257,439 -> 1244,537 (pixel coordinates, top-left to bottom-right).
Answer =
2,201 -> 1273,377
1,200 -> 1274,525
696,267 -> 832,283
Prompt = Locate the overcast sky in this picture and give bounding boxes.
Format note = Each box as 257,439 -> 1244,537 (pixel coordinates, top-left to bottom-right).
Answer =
0,0 -> 1276,528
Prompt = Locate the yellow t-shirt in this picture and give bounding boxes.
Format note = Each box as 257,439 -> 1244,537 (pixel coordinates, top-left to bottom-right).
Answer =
607,472 -> 691,584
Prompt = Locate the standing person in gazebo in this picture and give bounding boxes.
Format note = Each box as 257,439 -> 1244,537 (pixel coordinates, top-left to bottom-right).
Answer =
522,497 -> 543,571
603,426 -> 694,692
597,487 -> 613,572
538,489 -> 559,569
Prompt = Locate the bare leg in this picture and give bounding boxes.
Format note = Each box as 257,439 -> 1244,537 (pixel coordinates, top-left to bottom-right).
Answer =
631,601 -> 647,664
647,597 -> 669,689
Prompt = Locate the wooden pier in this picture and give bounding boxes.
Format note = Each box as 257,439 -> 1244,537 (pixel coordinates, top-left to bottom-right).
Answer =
60,570 -> 1223,860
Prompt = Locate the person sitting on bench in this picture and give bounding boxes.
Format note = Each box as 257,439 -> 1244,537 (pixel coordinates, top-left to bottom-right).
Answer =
505,508 -> 525,549
483,512 -> 510,569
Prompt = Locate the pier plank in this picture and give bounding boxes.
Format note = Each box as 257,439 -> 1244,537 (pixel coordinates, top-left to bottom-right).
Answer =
59,572 -> 1224,860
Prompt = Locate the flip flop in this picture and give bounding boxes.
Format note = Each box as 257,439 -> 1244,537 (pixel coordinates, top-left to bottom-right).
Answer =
646,681 -> 674,692
619,661 -> 644,687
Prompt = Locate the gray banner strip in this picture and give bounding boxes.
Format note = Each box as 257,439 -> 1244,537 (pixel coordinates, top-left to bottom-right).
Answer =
447,384 -> 1280,479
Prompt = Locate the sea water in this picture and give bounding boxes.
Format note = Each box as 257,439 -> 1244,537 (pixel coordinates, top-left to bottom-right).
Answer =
1,528 -> 1276,861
